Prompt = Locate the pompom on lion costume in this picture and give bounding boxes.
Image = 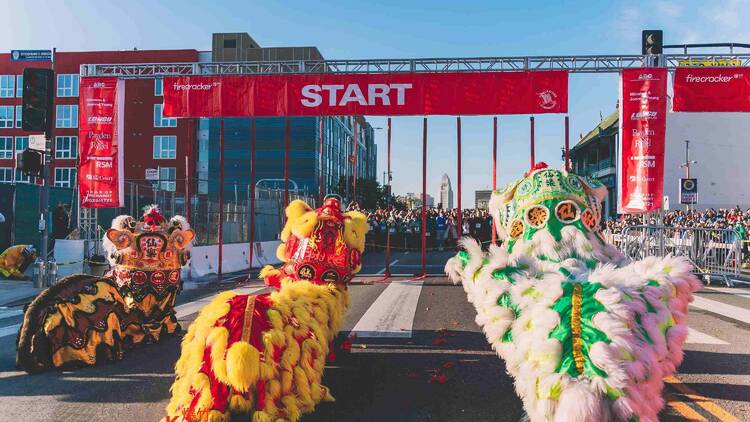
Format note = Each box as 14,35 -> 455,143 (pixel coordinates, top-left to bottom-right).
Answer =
446,163 -> 701,422
16,206 -> 194,373
164,197 -> 367,422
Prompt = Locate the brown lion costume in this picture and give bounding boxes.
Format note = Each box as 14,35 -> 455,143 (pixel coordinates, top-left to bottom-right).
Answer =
16,206 -> 194,373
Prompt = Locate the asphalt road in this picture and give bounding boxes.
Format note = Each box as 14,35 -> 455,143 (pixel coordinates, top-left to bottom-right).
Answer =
0,253 -> 747,422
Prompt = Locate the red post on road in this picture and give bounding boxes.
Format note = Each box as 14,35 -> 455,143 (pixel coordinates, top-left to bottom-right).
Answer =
185,118 -> 193,223
564,115 -> 570,172
491,117 -> 498,245
421,117 -> 427,276
530,116 -> 535,169
384,117 -> 392,277
218,119 -> 225,280
456,116 -> 462,237
249,118 -> 257,277
352,118 -> 358,203
319,117 -> 324,206
284,118 -> 290,212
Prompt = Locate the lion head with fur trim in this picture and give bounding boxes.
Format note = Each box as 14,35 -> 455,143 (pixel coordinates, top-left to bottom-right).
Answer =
261,198 -> 368,288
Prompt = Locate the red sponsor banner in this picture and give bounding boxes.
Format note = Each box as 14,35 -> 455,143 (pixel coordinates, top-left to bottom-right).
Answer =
673,67 -> 750,112
162,71 -> 568,117
617,68 -> 668,213
78,77 -> 125,208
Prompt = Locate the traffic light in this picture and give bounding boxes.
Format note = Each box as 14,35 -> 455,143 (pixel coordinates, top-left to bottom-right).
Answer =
22,68 -> 54,133
642,30 -> 663,55
17,148 -> 43,177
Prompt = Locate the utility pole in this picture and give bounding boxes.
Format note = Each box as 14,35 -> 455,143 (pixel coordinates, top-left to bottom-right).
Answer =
39,48 -> 55,287
681,140 -> 697,211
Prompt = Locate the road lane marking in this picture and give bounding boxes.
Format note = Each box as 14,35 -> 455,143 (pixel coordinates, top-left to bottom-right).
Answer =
665,375 -> 742,422
665,394 -> 708,422
690,295 -> 750,324
0,323 -> 20,338
705,286 -> 750,298
686,327 -> 729,345
0,286 -> 266,339
350,280 -> 423,338
351,347 -> 496,355
376,259 -> 399,275
0,310 -> 22,320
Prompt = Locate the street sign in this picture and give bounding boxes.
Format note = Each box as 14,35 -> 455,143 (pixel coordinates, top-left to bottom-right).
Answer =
680,178 -> 697,204
28,134 -> 46,151
145,168 -> 159,180
11,50 -> 52,61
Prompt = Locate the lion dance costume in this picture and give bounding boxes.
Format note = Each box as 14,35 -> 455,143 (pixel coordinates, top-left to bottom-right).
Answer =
446,163 -> 701,422
16,206 -> 194,373
164,197 -> 367,422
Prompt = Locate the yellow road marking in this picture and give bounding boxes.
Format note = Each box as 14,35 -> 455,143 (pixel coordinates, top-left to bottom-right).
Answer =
665,376 -> 742,422
666,394 -> 708,422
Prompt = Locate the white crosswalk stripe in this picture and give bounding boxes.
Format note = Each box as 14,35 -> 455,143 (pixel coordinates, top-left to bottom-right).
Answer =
0,286 -> 266,339
691,294 -> 750,325
686,327 -> 728,345
351,281 -> 423,338
705,286 -> 750,298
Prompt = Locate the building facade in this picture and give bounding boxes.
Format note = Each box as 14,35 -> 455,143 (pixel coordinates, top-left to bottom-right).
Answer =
199,33 -> 377,202
571,109 -> 750,216
475,190 -> 492,210
0,49 -> 198,191
0,32 -> 377,206
439,173 -> 454,209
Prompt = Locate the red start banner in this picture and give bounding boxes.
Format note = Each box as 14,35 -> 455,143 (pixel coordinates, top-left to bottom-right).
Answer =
162,71 -> 568,117
617,68 -> 668,214
673,67 -> 750,112
78,77 -> 125,208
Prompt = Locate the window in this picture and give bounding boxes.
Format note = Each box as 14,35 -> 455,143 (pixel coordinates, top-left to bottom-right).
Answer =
153,104 -> 176,127
55,136 -> 78,159
15,169 -> 32,184
159,167 -> 176,191
0,75 -> 14,98
54,167 -> 77,188
56,105 -> 78,128
0,168 -> 12,184
15,105 -> 21,128
153,135 -> 176,159
0,106 -> 13,128
56,74 -> 80,97
223,39 -> 237,48
154,78 -> 163,96
15,136 -> 28,161
15,75 -> 22,97
0,137 -> 12,159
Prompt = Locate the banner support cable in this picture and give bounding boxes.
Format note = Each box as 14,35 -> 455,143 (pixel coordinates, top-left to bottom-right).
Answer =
564,115 -> 570,172
421,117 -> 427,277
385,117 -> 392,278
492,117 -> 498,245
456,116 -> 462,237
530,116 -> 535,169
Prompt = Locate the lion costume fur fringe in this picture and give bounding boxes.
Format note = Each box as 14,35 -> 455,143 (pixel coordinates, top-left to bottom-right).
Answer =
164,199 -> 367,422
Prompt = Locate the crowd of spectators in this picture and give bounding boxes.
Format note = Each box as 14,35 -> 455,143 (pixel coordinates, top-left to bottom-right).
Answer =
361,207 -> 493,250
604,207 -> 750,240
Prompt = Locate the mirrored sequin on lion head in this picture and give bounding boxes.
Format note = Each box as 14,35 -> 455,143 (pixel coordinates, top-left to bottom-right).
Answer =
103,205 -> 195,297
490,162 -> 607,244
261,197 -> 368,288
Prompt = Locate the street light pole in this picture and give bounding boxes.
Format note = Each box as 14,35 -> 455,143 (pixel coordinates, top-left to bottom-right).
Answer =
681,140 -> 697,211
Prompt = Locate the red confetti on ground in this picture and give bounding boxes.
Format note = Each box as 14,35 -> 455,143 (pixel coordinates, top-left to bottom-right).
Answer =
433,337 -> 448,346
430,374 -> 448,384
442,361 -> 455,369
327,350 -> 337,363
340,340 -> 353,351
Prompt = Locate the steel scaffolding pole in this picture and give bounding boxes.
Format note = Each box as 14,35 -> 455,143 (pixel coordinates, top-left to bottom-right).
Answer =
81,53 -> 750,77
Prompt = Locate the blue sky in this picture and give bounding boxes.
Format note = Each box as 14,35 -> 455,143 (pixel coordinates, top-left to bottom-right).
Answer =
2,0 -> 748,205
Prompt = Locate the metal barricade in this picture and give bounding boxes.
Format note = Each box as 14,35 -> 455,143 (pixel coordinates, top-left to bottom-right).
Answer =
621,225 -> 741,286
